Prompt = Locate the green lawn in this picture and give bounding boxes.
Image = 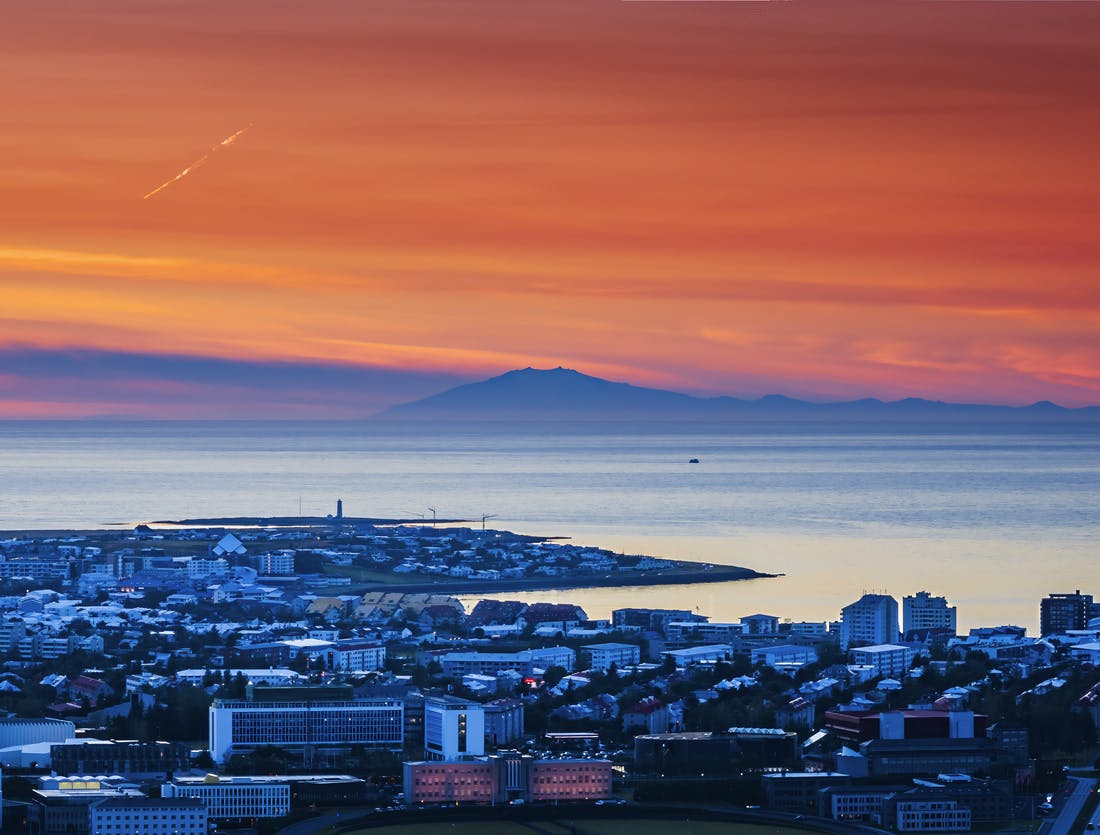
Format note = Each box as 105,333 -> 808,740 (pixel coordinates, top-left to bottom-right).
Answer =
321,563 -> 412,585
341,820 -> 809,835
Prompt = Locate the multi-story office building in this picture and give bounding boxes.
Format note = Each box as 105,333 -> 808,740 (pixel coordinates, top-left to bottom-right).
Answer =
163,775 -> 291,819
256,550 -> 296,575
787,621 -> 829,638
318,640 -> 386,673
883,797 -> 970,832
164,774 -> 365,817
817,785 -> 900,823
529,759 -> 612,802
89,796 -> 206,835
483,698 -> 524,747
664,621 -> 743,646
185,557 -> 229,579
32,776 -> 146,835
740,614 -> 780,636
405,759 -> 496,804
1040,590 -> 1093,635
840,594 -> 899,650
581,642 -> 640,672
176,668 -> 305,687
403,753 -> 612,806
208,685 -> 403,765
50,741 -> 190,779
611,608 -> 703,632
849,644 -> 916,679
903,592 -> 957,634
438,646 -> 575,677
825,709 -> 985,746
663,644 -> 734,666
424,696 -> 484,760
750,644 -> 818,670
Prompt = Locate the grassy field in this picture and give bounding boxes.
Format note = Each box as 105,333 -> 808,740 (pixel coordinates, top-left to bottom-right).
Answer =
339,820 -> 809,835
321,563 -> 410,585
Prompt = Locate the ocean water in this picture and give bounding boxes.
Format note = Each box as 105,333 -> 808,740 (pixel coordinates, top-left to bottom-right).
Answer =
0,420 -> 1097,632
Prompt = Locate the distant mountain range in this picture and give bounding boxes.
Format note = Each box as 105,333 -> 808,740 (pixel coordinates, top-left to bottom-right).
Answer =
374,367 -> 1100,423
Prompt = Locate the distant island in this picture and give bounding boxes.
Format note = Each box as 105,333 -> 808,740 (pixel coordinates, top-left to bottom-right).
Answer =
374,366 -> 1100,423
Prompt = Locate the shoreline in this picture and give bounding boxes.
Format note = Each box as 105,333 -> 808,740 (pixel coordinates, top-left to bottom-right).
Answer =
332,564 -> 779,596
0,523 -> 778,601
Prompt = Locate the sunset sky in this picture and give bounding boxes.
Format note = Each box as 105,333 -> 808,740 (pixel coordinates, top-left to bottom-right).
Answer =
2,0 -> 1098,417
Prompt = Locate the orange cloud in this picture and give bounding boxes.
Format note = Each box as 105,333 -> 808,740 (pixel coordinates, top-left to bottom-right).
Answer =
0,0 -> 1097,413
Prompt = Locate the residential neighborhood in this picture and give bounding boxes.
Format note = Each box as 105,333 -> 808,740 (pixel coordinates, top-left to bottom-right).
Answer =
0,527 -> 1097,834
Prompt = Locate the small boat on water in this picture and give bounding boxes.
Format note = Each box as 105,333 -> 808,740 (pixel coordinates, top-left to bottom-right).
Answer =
688,458 -> 700,464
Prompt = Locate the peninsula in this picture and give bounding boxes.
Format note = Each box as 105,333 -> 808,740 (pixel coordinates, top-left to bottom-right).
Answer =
0,517 -> 773,602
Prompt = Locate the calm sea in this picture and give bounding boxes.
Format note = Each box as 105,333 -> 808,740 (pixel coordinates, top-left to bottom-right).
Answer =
0,420 -> 1097,633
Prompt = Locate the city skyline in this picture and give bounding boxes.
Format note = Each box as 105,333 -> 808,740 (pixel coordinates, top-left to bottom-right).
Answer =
3,1 -> 1099,417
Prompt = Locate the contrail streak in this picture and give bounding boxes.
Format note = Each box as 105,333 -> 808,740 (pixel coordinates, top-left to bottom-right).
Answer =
143,123 -> 253,200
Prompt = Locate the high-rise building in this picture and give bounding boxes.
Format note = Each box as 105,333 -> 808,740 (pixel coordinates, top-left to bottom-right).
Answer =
903,591 -> 957,634
839,594 -> 899,650
424,696 -> 484,761
208,685 -> 403,765
1040,590 -> 1093,635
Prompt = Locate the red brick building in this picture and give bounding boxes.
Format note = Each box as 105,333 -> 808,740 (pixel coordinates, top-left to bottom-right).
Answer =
403,753 -> 612,805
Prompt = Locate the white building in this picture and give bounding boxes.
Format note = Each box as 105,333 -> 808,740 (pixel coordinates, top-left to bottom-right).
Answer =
1069,642 -> 1100,665
665,622 -> 743,643
903,592 -> 957,634
850,644 -> 916,679
750,644 -> 818,669
256,550 -> 296,575
213,533 -> 246,556
0,718 -> 75,749
424,696 -> 485,761
582,643 -> 640,672
740,614 -> 780,636
176,668 -> 305,687
309,640 -> 386,673
840,594 -> 899,650
893,798 -> 971,832
664,644 -> 734,666
209,692 -> 403,764
439,646 -> 575,677
186,557 -> 229,579
164,775 -> 290,819
788,621 -> 829,638
90,796 -> 206,835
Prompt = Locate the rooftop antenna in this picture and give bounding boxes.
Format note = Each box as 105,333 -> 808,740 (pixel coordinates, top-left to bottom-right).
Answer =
481,514 -> 497,531
428,506 -> 437,527
298,497 -> 302,516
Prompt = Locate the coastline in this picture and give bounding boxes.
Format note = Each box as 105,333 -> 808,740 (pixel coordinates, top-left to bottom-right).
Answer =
328,564 -> 779,596
0,525 -> 776,601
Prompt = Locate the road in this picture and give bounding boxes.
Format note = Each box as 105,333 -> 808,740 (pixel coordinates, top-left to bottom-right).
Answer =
275,810 -> 371,835
1041,776 -> 1097,835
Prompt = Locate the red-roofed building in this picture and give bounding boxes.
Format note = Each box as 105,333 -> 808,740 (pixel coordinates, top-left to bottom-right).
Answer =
468,600 -> 529,627
622,696 -> 669,734
522,603 -> 587,631
66,675 -> 115,705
